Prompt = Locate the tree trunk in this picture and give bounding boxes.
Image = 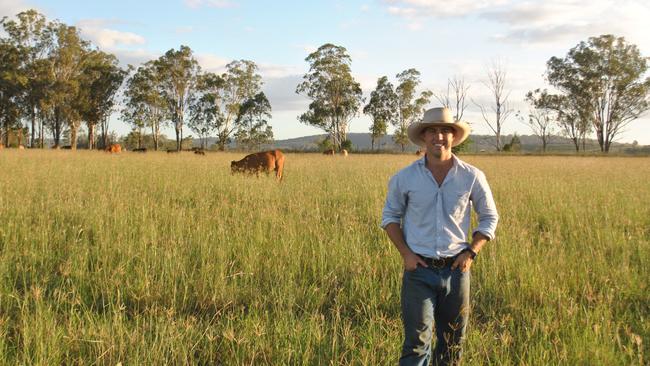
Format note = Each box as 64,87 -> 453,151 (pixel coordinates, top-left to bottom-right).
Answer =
54,113 -> 61,147
152,123 -> 159,151
38,113 -> 44,148
3,120 -> 8,147
88,123 -> 95,150
30,106 -> 36,148
70,124 -> 78,150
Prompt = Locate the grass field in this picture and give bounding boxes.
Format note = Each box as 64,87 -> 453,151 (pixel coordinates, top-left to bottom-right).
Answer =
0,150 -> 648,365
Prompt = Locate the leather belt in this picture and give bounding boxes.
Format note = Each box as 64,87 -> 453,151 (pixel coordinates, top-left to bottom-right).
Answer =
417,254 -> 457,268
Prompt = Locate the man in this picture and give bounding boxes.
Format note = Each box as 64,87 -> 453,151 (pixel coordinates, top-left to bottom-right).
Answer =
382,107 -> 499,365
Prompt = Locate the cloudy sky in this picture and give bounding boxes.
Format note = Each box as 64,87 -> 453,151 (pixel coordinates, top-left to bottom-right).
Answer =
3,0 -> 650,144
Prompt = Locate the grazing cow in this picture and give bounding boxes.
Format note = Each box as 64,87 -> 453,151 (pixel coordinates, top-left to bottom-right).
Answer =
323,149 -> 335,155
167,149 -> 179,153
415,149 -> 424,156
340,149 -> 348,157
194,149 -> 206,156
231,149 -> 285,181
107,144 -> 122,153
132,148 -> 148,153
62,145 -> 72,150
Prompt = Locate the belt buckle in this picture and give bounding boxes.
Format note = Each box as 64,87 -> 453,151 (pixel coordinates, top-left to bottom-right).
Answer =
431,258 -> 446,268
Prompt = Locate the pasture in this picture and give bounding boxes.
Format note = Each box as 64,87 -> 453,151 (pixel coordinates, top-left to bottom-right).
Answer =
0,150 -> 647,365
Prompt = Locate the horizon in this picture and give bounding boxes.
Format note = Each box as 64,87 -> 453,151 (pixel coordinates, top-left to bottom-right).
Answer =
2,0 -> 649,144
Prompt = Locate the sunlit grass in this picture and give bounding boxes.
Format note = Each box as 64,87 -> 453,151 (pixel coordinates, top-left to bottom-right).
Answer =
0,150 -> 647,365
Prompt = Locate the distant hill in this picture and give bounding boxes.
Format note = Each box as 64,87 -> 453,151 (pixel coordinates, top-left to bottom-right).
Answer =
243,133 -> 638,153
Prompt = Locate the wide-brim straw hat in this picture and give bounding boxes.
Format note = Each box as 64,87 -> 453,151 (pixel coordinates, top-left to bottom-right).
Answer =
407,107 -> 471,147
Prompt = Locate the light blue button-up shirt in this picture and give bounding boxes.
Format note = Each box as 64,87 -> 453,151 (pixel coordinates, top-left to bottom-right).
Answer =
381,155 -> 499,259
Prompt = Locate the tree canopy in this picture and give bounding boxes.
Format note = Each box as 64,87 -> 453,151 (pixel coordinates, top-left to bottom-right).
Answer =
546,34 -> 650,152
296,43 -> 363,152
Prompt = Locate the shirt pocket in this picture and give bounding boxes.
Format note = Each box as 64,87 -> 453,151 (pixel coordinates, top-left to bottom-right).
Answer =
447,190 -> 470,220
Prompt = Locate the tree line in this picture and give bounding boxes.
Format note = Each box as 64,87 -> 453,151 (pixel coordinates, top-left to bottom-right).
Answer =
1,10 -> 648,153
0,10 -> 273,151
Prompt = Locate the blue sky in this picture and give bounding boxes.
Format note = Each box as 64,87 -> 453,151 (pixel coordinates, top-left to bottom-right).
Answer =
2,0 -> 650,144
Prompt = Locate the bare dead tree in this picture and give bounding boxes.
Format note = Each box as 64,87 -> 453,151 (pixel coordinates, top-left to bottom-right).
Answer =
474,62 -> 513,151
433,75 -> 470,122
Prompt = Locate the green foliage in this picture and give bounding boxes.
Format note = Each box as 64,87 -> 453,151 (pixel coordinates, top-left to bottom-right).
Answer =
452,136 -> 473,154
546,34 -> 650,152
191,60 -> 264,151
503,134 -> 522,152
122,62 -> 169,151
317,136 -> 333,151
154,45 -> 201,151
296,43 -> 363,151
340,139 -> 353,152
78,50 -> 126,149
234,92 -> 274,151
364,76 -> 398,151
394,69 -> 432,151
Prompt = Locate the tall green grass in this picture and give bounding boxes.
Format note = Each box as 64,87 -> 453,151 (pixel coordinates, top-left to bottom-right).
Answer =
0,150 -> 647,365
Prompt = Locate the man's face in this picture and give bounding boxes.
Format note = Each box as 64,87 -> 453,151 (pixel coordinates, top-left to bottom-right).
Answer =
421,126 -> 455,159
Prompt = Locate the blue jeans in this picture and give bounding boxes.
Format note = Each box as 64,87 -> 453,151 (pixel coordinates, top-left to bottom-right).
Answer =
399,264 -> 470,366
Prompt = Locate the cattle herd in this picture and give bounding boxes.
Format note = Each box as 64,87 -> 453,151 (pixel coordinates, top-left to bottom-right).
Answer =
2,144 -> 364,182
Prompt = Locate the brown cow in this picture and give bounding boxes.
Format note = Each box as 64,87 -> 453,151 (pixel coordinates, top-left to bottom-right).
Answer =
194,149 -> 206,156
107,144 -> 122,153
18,145 -> 25,150
0,144 -> 4,150
415,149 -> 424,157
340,149 -> 348,157
231,150 -> 285,181
323,149 -> 335,155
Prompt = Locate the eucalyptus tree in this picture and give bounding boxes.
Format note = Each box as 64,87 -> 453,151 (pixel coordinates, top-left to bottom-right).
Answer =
233,91 -> 273,151
363,76 -> 398,151
546,34 -> 650,152
296,43 -> 363,151
154,45 -> 200,151
122,62 -> 168,150
0,42 -> 25,146
394,68 -> 432,151
0,9 -> 55,147
216,60 -> 264,150
79,51 -> 126,149
47,23 -> 89,148
188,72 -> 223,150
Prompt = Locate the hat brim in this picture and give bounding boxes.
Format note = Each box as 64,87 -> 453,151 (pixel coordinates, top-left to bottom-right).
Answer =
407,121 -> 471,147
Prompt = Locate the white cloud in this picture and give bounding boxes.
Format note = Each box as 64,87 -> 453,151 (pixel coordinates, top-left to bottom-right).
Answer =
77,19 -> 145,49
110,48 -> 159,68
0,0 -> 33,18
195,53 -> 230,73
383,0 -> 510,18
184,0 -> 235,9
382,0 -> 650,50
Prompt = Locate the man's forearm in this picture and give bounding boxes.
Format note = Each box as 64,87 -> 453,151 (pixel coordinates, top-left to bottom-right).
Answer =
469,232 -> 489,254
384,223 -> 413,258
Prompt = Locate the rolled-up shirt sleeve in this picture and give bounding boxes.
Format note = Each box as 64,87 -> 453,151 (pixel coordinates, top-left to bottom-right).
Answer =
470,171 -> 499,240
381,174 -> 406,229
